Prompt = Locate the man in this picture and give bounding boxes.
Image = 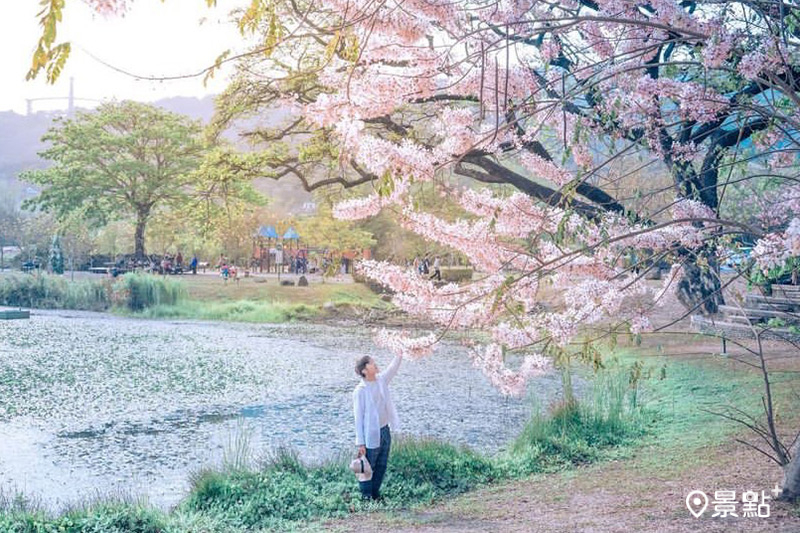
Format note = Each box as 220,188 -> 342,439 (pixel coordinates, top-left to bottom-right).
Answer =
430,256 -> 441,281
353,353 -> 402,500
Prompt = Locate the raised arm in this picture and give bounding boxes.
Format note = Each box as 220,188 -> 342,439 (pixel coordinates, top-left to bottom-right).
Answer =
378,354 -> 402,383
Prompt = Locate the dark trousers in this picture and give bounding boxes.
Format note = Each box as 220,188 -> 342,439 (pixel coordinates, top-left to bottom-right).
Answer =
359,425 -> 391,500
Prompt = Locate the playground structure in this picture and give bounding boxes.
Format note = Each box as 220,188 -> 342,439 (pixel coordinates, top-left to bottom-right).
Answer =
252,225 -> 371,275
252,226 -> 303,273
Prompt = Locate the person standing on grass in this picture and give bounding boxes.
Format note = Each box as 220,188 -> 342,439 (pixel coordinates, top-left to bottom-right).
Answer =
353,353 -> 402,501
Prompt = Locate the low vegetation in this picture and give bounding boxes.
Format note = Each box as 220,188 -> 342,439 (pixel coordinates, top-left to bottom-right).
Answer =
0,273 -> 111,311
0,272 -> 387,323
0,361 -> 655,532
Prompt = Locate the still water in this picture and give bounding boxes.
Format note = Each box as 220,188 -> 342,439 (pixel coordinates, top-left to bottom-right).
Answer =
0,311 -> 568,509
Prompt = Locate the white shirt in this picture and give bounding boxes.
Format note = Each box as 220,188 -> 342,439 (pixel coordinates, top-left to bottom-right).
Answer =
353,354 -> 402,448
365,381 -> 389,427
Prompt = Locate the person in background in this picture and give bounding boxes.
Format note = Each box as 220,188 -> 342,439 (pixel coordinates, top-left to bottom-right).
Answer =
430,255 -> 441,281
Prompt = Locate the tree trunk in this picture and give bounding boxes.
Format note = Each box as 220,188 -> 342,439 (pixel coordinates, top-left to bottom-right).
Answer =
134,213 -> 148,261
671,157 -> 724,315
781,440 -> 800,501
676,251 -> 723,315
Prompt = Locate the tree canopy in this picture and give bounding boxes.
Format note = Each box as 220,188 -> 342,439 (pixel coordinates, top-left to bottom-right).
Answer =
21,101 -> 206,259
46,0 -> 800,381
23,0 -> 800,501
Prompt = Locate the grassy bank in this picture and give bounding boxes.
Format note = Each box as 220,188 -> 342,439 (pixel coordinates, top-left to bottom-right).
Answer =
0,362 -> 652,532
2,343 -> 796,532
0,272 -> 387,323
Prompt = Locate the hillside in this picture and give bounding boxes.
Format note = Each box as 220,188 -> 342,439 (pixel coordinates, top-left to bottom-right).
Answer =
0,96 -> 312,214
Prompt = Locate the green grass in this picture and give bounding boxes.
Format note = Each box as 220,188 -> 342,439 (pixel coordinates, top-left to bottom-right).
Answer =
503,362 -> 651,475
132,299 -> 320,322
0,272 -> 388,324
113,273 -> 186,311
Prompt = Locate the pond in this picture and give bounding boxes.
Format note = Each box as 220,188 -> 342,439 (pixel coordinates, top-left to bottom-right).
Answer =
0,311 -> 571,510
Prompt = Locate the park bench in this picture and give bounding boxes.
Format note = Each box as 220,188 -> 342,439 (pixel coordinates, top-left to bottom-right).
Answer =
691,283 -> 800,341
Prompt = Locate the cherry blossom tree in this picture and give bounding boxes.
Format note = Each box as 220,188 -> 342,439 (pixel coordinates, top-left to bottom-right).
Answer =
39,0 -> 800,499
200,1 -> 799,356
210,0 -> 800,498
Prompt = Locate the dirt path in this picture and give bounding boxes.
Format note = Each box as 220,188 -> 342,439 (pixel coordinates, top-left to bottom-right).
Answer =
321,436 -> 799,533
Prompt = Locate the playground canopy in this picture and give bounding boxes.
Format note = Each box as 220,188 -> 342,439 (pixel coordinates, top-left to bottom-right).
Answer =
257,225 -> 279,239
282,227 -> 300,240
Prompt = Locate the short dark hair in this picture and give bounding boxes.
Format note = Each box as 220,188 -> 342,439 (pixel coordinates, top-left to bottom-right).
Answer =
355,356 -> 371,377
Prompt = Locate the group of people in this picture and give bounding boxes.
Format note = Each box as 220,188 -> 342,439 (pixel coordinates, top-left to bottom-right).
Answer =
217,255 -> 239,283
288,255 -> 310,274
411,255 -> 442,281
150,252 -> 198,275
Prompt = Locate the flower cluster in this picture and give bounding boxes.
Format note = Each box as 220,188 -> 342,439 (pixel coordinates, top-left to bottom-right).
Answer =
753,218 -> 800,272
373,329 -> 437,360
470,343 -> 548,397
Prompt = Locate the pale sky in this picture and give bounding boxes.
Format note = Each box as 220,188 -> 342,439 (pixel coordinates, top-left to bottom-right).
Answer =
1,0 -> 251,115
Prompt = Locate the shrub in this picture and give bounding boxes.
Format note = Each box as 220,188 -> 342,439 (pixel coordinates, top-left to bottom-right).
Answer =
112,273 -> 185,311
382,439 -> 499,503
441,267 -> 473,283
0,504 -> 167,533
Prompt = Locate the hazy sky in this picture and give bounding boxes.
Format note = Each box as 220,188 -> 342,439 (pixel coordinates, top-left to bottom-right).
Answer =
1,0 -> 250,115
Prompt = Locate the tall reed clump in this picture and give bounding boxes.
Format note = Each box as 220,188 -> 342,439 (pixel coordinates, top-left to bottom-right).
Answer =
113,273 -> 186,312
0,273 -> 111,311
506,363 -> 652,475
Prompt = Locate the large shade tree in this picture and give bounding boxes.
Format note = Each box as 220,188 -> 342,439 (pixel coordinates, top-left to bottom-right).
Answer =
21,101 -> 206,259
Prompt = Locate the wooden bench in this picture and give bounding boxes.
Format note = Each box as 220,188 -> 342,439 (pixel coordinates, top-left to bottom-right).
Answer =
691,314 -> 800,341
745,294 -> 799,311
772,284 -> 800,300
718,304 -> 800,324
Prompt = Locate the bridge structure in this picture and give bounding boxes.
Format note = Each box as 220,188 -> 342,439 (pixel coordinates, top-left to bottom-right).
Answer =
25,77 -> 101,115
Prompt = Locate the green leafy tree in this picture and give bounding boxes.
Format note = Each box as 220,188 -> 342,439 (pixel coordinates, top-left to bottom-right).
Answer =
296,203 -> 375,253
21,101 -> 206,259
